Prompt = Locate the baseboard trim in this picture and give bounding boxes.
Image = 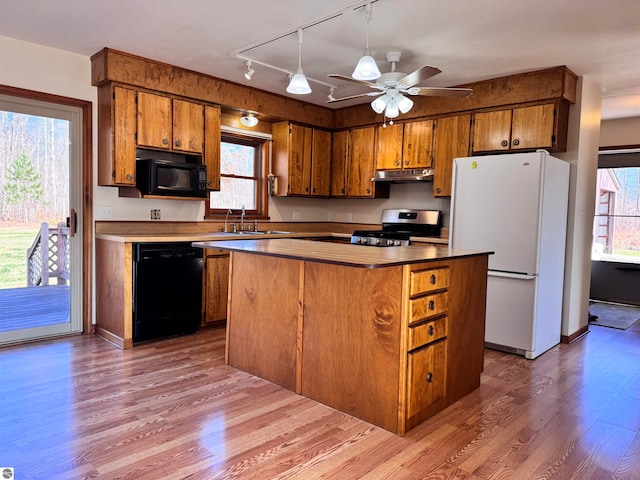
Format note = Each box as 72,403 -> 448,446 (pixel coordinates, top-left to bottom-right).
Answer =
561,325 -> 590,344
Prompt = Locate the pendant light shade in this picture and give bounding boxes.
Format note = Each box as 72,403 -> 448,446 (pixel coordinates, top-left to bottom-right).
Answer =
371,95 -> 387,114
352,54 -> 380,80
287,29 -> 312,95
352,3 -> 381,81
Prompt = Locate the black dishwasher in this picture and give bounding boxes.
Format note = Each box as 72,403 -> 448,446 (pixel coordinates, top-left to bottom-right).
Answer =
133,242 -> 203,343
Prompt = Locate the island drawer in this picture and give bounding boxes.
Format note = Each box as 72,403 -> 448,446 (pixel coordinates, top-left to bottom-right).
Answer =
409,291 -> 449,324
410,267 -> 450,296
406,340 -> 447,418
408,317 -> 447,351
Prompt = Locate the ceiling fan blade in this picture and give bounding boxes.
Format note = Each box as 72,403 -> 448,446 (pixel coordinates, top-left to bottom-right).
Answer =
397,65 -> 442,88
328,74 -> 379,88
326,91 -> 384,103
413,87 -> 473,98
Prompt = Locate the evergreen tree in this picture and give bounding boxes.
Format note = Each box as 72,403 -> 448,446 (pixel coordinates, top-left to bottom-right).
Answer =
3,152 -> 44,222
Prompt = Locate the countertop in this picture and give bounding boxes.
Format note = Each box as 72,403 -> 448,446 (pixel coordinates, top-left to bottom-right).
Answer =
95,231 -> 449,245
192,238 -> 489,268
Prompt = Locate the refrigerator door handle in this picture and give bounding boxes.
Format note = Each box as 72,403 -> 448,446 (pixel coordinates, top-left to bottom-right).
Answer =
488,271 -> 537,280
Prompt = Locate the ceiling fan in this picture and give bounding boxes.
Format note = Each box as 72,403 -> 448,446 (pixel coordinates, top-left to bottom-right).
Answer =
327,51 -> 473,118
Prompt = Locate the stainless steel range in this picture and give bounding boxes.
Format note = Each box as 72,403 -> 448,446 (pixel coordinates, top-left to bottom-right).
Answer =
351,209 -> 442,246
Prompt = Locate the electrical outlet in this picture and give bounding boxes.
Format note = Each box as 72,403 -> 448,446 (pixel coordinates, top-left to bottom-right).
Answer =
150,209 -> 161,220
293,210 -> 301,221
99,206 -> 113,219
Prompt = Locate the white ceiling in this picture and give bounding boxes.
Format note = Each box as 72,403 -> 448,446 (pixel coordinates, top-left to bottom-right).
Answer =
1,0 -> 639,120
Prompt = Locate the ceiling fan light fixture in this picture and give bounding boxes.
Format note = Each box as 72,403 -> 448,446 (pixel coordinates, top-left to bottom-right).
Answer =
371,95 -> 388,114
385,96 -> 400,118
287,68 -> 312,94
240,113 -> 259,127
397,94 -> 414,114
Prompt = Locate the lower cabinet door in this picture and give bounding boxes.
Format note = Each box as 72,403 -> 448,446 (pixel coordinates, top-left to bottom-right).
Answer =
407,340 -> 447,418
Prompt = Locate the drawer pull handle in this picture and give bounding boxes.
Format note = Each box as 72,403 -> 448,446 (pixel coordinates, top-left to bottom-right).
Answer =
430,274 -> 436,284
429,300 -> 435,310
426,372 -> 433,383
428,325 -> 435,335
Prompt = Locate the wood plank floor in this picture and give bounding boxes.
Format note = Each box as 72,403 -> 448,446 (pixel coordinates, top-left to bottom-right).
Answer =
0,285 -> 69,332
0,322 -> 639,479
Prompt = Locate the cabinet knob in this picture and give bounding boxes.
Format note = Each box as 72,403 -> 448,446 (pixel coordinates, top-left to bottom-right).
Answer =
306,187 -> 310,192
430,274 -> 436,285
175,139 -> 182,147
513,139 -> 520,146
435,187 -> 441,193
428,325 -> 435,336
426,372 -> 433,383
313,188 -> 317,193
428,300 -> 435,310
395,160 -> 400,166
341,188 -> 345,193
207,180 -> 212,186
366,188 -> 371,194
404,160 -> 409,166
162,138 -> 169,145
126,173 -> 133,181
501,140 -> 508,147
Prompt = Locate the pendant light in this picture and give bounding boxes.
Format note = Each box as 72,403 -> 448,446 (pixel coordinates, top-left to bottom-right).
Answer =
352,2 -> 381,81
287,29 -> 312,94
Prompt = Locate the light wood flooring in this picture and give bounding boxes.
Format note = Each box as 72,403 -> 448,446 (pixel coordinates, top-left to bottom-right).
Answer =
0,322 -> 639,479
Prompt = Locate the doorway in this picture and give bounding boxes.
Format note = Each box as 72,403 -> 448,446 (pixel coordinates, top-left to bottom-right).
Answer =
0,94 -> 83,345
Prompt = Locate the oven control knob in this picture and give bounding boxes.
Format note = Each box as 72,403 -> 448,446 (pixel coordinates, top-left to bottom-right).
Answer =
393,240 -> 401,246
357,237 -> 366,244
373,238 -> 381,245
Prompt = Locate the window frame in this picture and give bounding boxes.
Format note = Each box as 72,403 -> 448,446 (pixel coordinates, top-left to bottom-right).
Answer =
206,131 -> 270,220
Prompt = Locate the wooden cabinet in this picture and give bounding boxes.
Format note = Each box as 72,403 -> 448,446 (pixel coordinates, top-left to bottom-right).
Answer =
404,264 -> 449,424
324,126 -> 390,198
375,123 -> 404,170
432,114 -> 472,197
472,101 -> 569,153
137,91 -> 204,153
203,105 -> 221,191
311,129 -> 331,196
97,85 -> 137,186
347,126 -> 389,198
97,84 -> 220,192
203,248 -> 229,325
272,122 -> 331,197
330,130 -> 349,197
375,120 -> 434,171
403,119 -> 435,169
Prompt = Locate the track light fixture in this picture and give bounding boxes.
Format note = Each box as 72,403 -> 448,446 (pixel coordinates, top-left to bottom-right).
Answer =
352,2 -> 381,81
244,60 -> 254,80
286,29 -> 312,94
328,86 -> 336,101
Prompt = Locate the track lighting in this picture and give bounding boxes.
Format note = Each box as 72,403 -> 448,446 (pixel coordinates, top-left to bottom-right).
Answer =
352,3 -> 381,81
328,86 -> 336,101
244,60 -> 254,80
240,113 -> 258,127
286,29 -> 311,94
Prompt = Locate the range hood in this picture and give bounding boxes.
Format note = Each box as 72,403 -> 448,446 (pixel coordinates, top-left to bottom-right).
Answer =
372,168 -> 435,183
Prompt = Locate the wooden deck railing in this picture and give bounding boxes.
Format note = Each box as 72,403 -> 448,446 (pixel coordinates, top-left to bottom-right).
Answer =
26,222 -> 70,287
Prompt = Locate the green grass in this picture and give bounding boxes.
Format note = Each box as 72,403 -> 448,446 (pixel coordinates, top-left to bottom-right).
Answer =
0,227 -> 39,289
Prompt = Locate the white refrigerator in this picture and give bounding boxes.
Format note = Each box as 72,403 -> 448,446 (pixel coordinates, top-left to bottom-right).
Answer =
450,150 -> 570,359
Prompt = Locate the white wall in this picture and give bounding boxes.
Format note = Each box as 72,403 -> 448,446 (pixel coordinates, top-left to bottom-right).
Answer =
557,77 -> 602,337
600,116 -> 640,147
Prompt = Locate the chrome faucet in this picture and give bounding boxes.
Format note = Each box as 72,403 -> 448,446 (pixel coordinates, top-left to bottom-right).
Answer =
224,209 -> 232,232
240,205 -> 246,232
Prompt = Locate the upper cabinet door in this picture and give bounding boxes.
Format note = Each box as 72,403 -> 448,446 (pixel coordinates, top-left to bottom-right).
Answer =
204,105 -> 221,191
288,124 -> 313,195
375,123 -> 404,170
331,130 -> 349,197
472,109 -> 512,153
511,103 -> 555,150
173,99 -> 204,153
137,91 -> 172,150
311,129 -> 331,196
403,120 -> 434,169
348,127 -> 376,197
433,114 -> 471,198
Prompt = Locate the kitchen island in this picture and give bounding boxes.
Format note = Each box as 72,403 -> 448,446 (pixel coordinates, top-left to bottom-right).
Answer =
193,238 -> 491,435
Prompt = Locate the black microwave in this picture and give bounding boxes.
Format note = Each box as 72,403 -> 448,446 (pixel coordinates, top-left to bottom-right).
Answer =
136,159 -> 207,197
